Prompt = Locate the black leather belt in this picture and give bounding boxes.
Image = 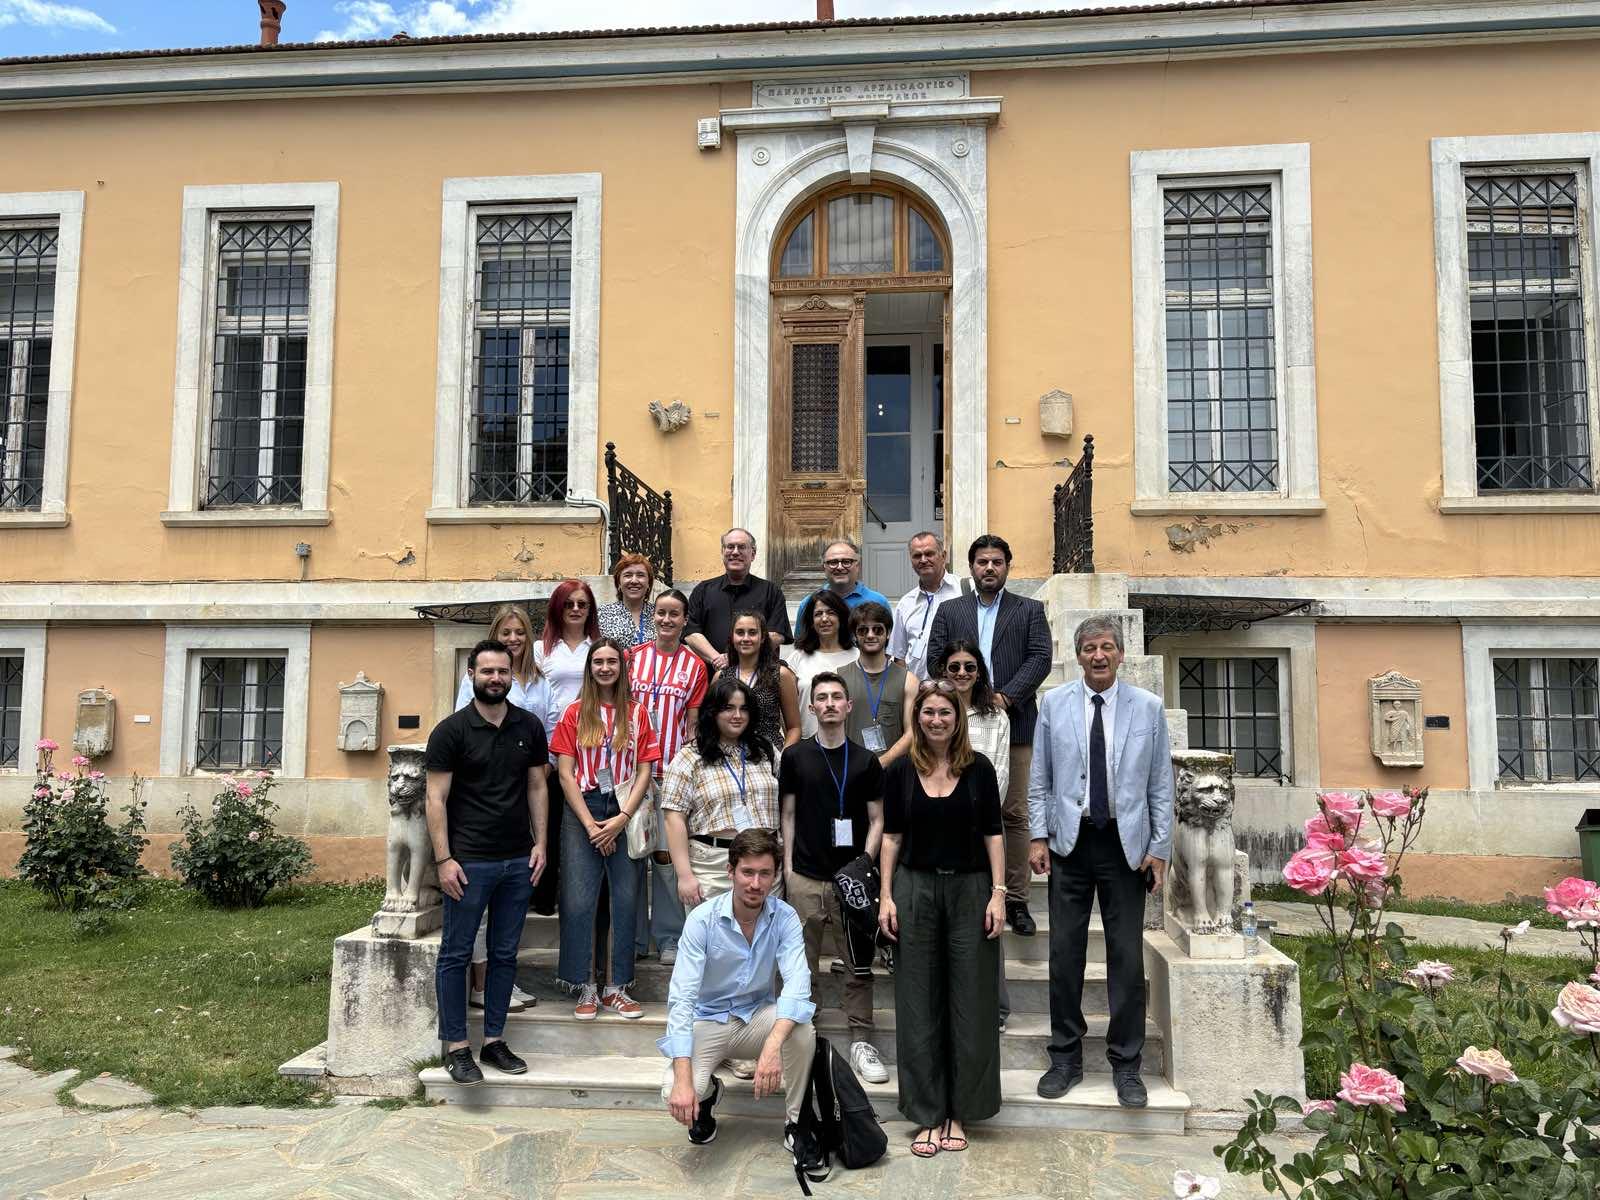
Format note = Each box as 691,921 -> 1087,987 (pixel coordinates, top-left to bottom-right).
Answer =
692,834 -> 737,848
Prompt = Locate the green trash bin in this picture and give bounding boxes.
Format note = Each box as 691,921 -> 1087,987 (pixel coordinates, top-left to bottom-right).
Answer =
1578,810 -> 1600,885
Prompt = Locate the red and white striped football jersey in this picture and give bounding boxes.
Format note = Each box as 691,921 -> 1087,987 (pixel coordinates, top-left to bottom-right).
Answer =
626,642 -> 709,781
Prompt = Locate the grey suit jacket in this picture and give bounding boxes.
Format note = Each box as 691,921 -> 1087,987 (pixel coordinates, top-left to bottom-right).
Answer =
1026,679 -> 1174,870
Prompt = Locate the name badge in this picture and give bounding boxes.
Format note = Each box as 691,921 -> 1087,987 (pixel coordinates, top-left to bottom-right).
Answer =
833,818 -> 855,848
595,765 -> 615,793
861,726 -> 886,753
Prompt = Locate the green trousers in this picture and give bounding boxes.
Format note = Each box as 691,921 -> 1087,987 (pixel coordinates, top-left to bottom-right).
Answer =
891,867 -> 1002,1127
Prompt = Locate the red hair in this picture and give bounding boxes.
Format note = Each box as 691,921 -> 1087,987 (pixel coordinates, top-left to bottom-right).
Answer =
542,579 -> 600,652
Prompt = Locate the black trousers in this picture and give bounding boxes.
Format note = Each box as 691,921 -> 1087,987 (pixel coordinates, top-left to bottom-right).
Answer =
1047,821 -> 1147,1074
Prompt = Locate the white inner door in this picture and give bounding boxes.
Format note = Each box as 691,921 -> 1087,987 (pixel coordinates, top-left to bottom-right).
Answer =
862,292 -> 944,598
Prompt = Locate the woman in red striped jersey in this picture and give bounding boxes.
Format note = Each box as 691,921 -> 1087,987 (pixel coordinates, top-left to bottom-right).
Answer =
550,638 -> 661,1020
627,590 -> 709,965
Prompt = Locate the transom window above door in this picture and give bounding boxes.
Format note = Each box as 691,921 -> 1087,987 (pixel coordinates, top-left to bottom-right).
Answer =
775,188 -> 948,280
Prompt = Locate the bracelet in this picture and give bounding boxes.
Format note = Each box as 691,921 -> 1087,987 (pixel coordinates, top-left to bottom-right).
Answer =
434,855 -> 454,866
991,884 -> 1007,894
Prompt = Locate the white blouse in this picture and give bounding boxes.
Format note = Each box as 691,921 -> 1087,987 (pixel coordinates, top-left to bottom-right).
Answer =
454,671 -> 557,740
966,706 -> 1012,800
533,637 -> 593,721
781,646 -> 860,738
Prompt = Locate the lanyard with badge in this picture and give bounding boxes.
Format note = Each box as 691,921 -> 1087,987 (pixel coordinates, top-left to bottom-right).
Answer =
818,739 -> 855,848
594,707 -> 617,794
723,745 -> 757,830
856,663 -> 889,753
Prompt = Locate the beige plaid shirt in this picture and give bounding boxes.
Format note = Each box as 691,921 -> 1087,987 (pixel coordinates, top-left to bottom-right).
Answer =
658,742 -> 779,834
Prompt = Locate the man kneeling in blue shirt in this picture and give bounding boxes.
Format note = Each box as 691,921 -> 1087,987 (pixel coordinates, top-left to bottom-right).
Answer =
658,828 -> 826,1178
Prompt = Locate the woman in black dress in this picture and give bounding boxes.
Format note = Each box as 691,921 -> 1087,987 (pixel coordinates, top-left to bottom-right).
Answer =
878,679 -> 1005,1158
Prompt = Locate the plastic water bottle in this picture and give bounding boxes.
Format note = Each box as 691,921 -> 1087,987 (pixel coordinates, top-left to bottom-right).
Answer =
1241,900 -> 1259,957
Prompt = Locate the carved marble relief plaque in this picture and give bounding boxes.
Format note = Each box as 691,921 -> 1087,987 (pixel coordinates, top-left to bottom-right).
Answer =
1369,670 -> 1423,768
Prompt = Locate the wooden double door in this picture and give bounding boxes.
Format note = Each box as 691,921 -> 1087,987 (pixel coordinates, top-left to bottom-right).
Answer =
768,289 -> 950,594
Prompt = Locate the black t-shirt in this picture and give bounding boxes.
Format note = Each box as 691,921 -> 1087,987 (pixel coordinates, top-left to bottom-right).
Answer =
686,573 -> 793,654
779,735 -> 885,880
882,753 -> 1002,873
424,702 -> 549,862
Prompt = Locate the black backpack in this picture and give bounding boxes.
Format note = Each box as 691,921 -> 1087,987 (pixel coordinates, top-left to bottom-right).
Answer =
792,1034 -> 887,1193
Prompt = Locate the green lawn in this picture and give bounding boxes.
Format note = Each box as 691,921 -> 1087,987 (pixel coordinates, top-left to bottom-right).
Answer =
1274,933 -> 1591,1099
1252,881 -> 1568,931
0,877 -> 381,1108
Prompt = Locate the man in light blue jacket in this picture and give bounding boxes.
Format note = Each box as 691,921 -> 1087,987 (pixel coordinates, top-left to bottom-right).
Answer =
1027,616 -> 1173,1108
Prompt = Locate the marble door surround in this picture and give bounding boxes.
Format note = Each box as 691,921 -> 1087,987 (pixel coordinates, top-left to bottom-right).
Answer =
714,76 -> 1001,577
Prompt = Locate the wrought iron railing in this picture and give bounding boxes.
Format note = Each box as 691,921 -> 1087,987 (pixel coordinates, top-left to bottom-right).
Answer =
605,441 -> 674,584
1051,433 -> 1095,575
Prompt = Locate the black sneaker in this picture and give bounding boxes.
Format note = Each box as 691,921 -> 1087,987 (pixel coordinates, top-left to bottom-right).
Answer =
784,1122 -> 832,1184
1113,1072 -> 1149,1108
1036,1063 -> 1082,1099
1007,900 -> 1037,936
688,1075 -> 720,1145
479,1040 -> 527,1075
443,1046 -> 483,1085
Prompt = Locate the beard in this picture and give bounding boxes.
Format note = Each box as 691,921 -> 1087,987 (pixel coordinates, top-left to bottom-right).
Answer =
472,679 -> 508,704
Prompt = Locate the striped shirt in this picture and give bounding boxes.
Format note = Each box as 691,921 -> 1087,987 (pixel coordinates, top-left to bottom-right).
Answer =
549,701 -> 662,794
627,642 -> 709,781
658,742 -> 780,835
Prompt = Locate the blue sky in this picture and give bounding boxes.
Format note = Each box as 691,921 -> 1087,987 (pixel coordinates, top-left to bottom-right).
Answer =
0,0 -> 1166,59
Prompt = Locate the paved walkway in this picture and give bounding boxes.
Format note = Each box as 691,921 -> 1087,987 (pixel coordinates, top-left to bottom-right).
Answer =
0,1049 -> 1278,1198
1257,901 -> 1587,958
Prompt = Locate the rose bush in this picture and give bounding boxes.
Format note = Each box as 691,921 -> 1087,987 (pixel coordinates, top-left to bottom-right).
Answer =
1218,787 -> 1600,1198
17,741 -> 147,913
168,772 -> 311,908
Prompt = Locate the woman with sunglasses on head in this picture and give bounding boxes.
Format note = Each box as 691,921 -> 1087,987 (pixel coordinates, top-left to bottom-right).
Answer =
597,554 -> 657,648
781,590 -> 857,739
531,580 -> 600,914
878,679 -> 1004,1160
719,610 -> 801,756
454,603 -> 557,1014
548,638 -> 661,1020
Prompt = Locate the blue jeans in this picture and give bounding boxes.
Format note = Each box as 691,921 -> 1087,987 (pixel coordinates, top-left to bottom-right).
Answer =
651,857 -> 685,953
436,855 -> 532,1043
559,790 -> 639,989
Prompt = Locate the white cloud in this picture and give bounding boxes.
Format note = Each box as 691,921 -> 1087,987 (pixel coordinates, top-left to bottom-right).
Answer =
315,0 -> 1165,42
0,0 -> 115,34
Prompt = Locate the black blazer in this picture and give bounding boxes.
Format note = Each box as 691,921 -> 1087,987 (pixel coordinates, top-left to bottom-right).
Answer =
927,590 -> 1053,745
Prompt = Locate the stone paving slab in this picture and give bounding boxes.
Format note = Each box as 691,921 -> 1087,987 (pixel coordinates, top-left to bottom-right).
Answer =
1257,900 -> 1590,958
71,1075 -> 156,1109
0,1055 -> 1282,1198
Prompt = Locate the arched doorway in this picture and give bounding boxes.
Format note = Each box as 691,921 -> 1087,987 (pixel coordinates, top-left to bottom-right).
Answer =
767,183 -> 952,595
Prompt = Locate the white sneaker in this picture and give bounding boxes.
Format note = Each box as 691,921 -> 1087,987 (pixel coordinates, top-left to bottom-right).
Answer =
849,1040 -> 889,1084
510,984 -> 537,1009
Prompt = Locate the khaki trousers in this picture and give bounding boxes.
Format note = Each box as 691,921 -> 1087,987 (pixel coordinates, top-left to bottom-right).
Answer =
660,1004 -> 817,1124
1005,744 -> 1034,903
685,837 -> 784,907
786,870 -> 874,1037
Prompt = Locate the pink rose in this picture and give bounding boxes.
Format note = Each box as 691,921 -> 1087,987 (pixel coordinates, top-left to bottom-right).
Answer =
221,775 -> 239,790
1303,814 -> 1347,852
1589,968 -> 1600,986
1337,844 -> 1388,882
1368,790 -> 1412,819
71,755 -> 90,768
1360,877 -> 1390,907
1456,1045 -> 1518,1084
237,784 -> 254,797
256,770 -> 271,780
55,771 -> 72,781
1283,847 -> 1338,896
60,788 -> 75,802
1318,791 -> 1365,836
1302,1099 -> 1337,1116
90,770 -> 106,781
32,786 -> 49,799
1337,1063 -> 1406,1112
1405,959 -> 1455,988
1545,877 -> 1600,921
35,738 -> 58,752
1552,982 -> 1600,1035
247,829 -> 262,843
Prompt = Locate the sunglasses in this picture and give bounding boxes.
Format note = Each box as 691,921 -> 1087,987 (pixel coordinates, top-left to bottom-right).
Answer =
564,599 -> 591,610
944,662 -> 979,675
917,679 -> 958,695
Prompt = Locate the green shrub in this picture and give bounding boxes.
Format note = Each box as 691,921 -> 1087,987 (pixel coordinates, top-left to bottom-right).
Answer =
169,772 -> 312,908
17,742 -> 148,912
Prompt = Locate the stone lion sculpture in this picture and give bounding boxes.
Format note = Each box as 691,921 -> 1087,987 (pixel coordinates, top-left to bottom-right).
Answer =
379,745 -> 438,914
1167,751 -> 1236,934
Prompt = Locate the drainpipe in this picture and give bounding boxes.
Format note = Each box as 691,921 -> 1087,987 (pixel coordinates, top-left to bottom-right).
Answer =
817,0 -> 834,20
259,1 -> 286,45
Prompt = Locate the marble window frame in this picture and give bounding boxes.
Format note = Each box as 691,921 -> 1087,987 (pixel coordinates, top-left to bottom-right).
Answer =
1130,144 -> 1322,516
0,624 -> 46,772
1432,134 -> 1600,513
159,624 -> 310,777
428,174 -> 602,525
1462,621 -> 1600,791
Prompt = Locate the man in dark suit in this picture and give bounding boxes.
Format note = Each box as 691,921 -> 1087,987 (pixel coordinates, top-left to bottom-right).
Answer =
926,533 -> 1053,935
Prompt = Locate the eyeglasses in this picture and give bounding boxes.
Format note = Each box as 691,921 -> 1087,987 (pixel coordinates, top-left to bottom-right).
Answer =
917,679 -> 958,695
564,599 -> 591,611
722,544 -> 753,555
944,662 -> 979,675
823,558 -> 859,568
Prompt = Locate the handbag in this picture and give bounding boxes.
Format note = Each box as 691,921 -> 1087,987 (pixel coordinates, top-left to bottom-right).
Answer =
626,784 -> 657,859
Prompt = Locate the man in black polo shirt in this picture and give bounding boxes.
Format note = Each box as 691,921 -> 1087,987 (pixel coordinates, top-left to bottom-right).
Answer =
426,638 -> 550,1084
778,671 -> 888,1085
684,527 -> 792,670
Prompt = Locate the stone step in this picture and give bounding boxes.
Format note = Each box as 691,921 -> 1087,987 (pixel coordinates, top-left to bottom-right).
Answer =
518,909 -> 1091,964
473,1005 -> 1163,1074
514,949 -> 1105,1014
418,1053 -> 1188,1134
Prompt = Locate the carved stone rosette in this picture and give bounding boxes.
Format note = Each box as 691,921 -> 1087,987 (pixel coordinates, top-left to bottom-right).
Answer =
1369,669 -> 1424,767
372,743 -> 442,939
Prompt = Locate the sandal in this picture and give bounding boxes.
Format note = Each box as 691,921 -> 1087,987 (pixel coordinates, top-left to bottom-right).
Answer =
939,1120 -> 968,1153
911,1128 -> 941,1159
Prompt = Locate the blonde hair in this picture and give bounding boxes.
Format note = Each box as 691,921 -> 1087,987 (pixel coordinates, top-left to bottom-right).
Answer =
909,682 -> 975,775
577,637 -> 633,753
486,604 -> 540,683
